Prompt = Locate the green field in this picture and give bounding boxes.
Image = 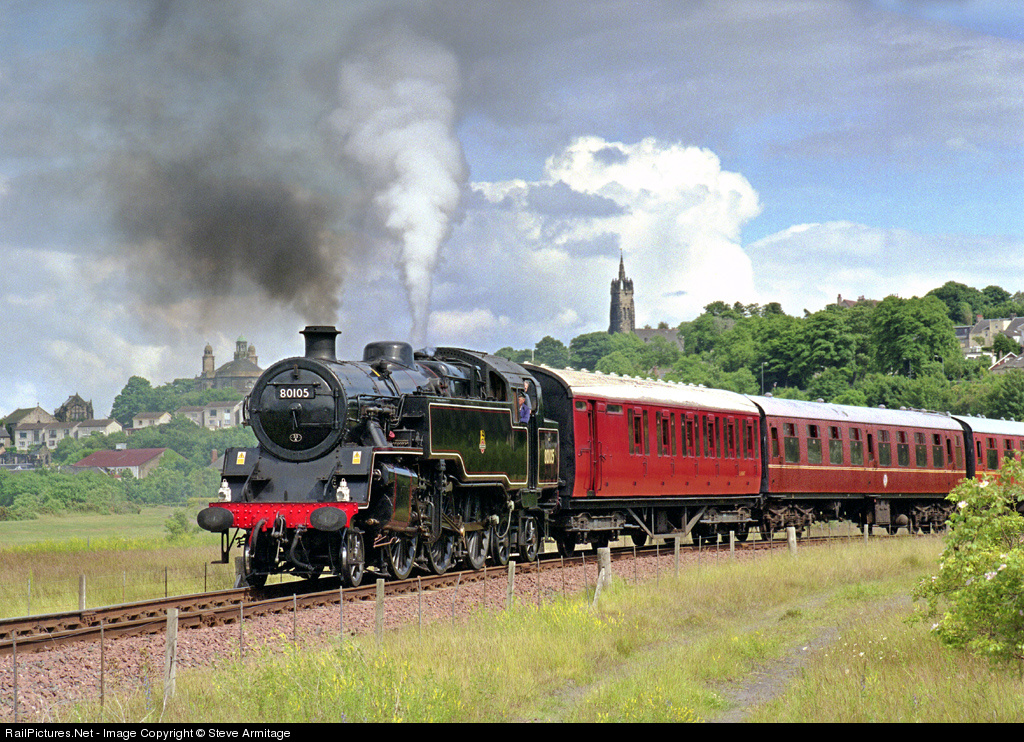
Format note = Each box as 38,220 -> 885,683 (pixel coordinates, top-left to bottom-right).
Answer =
0,506 -> 234,617
0,506 -> 202,548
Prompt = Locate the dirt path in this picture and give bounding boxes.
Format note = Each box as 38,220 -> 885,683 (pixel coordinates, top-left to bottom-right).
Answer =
708,627 -> 838,723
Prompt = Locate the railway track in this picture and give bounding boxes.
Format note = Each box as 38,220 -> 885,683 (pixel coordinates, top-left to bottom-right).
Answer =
0,551 -> 553,656
0,533 -> 848,657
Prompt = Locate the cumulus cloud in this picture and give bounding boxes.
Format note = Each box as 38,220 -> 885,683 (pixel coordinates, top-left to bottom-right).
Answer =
747,221 -> 1024,313
430,135 -> 761,348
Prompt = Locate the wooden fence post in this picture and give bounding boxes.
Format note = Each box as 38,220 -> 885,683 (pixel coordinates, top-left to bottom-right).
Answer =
506,561 -> 516,608
375,578 -> 385,646
164,609 -> 178,709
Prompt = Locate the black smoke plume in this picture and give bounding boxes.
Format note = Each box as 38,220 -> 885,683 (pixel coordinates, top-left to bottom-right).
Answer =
116,157 -> 343,322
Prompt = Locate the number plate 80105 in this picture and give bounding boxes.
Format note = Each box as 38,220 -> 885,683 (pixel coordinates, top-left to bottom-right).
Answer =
277,386 -> 315,399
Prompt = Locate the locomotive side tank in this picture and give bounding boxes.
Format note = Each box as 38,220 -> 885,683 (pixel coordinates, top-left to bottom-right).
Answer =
198,326 -> 559,587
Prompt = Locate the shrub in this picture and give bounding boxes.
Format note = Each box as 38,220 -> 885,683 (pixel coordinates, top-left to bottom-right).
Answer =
914,457 -> 1024,664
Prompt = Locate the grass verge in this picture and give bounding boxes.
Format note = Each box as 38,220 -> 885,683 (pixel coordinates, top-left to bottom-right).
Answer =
52,535 -> 1024,723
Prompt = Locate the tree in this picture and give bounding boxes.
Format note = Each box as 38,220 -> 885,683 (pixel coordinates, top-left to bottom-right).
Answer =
533,336 -> 569,368
495,347 -> 532,363
986,371 -> 1024,421
110,376 -> 155,426
914,458 -> 1024,665
992,333 -> 1021,359
596,351 -> 640,377
982,285 -> 1012,307
569,332 -> 614,370
871,296 -> 959,378
927,281 -> 986,324
793,309 -> 855,387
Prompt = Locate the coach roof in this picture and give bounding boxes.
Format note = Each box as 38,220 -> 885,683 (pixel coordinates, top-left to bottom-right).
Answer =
529,366 -> 758,415
750,396 -> 962,432
951,414 -> 1024,438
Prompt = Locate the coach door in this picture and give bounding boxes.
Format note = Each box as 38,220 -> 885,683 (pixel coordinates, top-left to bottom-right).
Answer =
575,399 -> 602,495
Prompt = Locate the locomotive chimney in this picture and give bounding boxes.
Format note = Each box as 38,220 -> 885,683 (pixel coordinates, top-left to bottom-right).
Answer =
301,325 -> 340,362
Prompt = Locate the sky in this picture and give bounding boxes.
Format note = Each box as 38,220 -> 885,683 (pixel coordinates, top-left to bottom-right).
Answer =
1,0 -> 1023,417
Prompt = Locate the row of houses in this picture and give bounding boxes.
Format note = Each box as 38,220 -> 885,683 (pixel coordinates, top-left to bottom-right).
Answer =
1,397 -> 245,455
955,316 -> 1024,358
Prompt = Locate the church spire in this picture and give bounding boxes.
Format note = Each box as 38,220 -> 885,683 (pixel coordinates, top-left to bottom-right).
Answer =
609,252 -> 635,334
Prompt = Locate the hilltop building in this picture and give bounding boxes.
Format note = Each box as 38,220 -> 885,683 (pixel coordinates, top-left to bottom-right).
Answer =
197,337 -> 263,393
609,254 -> 635,334
608,256 -> 684,352
54,394 -> 94,423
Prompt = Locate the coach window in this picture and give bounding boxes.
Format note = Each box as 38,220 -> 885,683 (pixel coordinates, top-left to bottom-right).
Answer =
626,411 -> 643,452
657,412 -> 674,457
849,427 -> 864,466
806,424 -> 822,465
914,432 -> 928,467
783,422 -> 800,464
897,431 -> 910,467
746,420 -> 758,459
987,438 -> 999,470
726,420 -> 736,459
878,430 -> 892,466
933,433 -> 944,468
659,407 -> 667,454
1005,439 -> 1015,463
770,426 -> 780,459
704,416 -> 717,457
683,414 -> 695,457
829,426 -> 843,465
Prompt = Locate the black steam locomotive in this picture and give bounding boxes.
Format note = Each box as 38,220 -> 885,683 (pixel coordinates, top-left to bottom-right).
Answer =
197,326 -> 560,587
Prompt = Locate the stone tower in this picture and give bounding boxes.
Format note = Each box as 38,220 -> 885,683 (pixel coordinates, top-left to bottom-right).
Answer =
202,343 -> 216,379
609,254 -> 635,334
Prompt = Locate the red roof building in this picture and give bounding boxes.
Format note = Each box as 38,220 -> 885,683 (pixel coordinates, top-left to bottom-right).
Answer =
72,448 -> 168,479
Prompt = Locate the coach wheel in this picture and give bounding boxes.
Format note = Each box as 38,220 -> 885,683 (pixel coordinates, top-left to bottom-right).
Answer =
426,532 -> 457,575
589,533 -> 611,551
339,528 -> 365,588
734,526 -> 749,543
491,514 -> 511,566
385,534 -> 417,580
630,532 -> 648,548
519,516 -> 539,563
464,527 -> 489,570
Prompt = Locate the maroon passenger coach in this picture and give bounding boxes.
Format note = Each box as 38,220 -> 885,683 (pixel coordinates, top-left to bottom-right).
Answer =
750,396 -> 965,534
529,367 -> 762,550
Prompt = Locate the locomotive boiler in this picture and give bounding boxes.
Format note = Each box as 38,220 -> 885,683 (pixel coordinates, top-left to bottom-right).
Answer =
197,326 -> 560,587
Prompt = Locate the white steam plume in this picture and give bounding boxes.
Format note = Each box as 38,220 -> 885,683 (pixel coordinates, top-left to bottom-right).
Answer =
331,26 -> 466,344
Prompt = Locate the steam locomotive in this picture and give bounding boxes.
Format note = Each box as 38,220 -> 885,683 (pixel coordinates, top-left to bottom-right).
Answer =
198,325 -> 1024,587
